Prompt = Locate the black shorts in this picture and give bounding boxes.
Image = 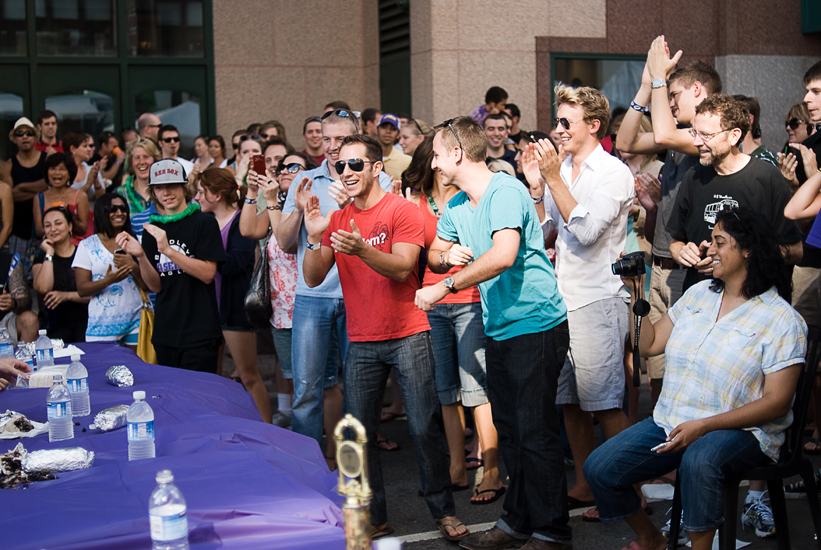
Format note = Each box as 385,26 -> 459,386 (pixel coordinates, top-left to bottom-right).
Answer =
154,338 -> 221,374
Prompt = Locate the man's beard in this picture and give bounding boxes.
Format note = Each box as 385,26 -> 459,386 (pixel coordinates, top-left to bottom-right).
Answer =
698,146 -> 730,168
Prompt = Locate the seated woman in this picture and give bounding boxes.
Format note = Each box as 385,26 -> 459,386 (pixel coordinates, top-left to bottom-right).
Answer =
73,193 -> 146,350
32,207 -> 89,343
584,207 -> 807,550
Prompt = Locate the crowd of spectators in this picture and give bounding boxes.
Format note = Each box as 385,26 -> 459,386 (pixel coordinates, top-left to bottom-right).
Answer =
1,35 -> 820,550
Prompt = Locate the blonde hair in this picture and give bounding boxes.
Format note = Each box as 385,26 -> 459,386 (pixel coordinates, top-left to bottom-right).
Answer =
488,159 -> 516,177
126,137 -> 161,177
554,85 -> 610,141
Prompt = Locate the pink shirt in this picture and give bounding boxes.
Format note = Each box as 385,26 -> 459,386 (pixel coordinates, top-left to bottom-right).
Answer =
267,237 -> 297,329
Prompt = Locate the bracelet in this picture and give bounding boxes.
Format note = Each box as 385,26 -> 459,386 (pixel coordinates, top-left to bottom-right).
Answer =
267,204 -> 282,211
630,101 -> 648,113
244,197 -> 257,205
532,194 -> 544,204
439,251 -> 451,268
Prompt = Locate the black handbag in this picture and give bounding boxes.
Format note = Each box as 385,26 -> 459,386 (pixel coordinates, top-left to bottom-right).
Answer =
244,252 -> 273,330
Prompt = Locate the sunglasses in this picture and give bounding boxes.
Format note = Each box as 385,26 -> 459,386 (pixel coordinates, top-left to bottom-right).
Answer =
162,137 -> 180,143
277,162 -> 306,175
321,109 -> 361,121
15,130 -> 35,138
106,204 -> 128,214
442,118 -> 463,150
334,158 -> 374,173
260,132 -> 276,140
785,118 -> 807,130
409,118 -> 424,134
304,116 -> 322,125
552,117 -> 583,130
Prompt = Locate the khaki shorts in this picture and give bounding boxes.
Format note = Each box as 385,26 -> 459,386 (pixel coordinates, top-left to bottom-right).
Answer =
647,263 -> 686,379
792,266 -> 821,328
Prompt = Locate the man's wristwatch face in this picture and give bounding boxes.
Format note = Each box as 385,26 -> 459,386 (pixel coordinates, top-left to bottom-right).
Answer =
651,78 -> 666,89
443,276 -> 457,293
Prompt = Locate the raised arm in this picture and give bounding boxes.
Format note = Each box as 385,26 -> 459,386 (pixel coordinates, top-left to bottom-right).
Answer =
329,219 -> 421,282
142,223 -> 217,284
302,195 -> 335,287
274,177 -> 312,253
115,231 -> 161,293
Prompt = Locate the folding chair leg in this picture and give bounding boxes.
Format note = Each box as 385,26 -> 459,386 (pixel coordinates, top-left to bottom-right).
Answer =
669,477 -> 682,550
767,479 -> 791,550
720,479 -> 740,550
799,458 -> 821,549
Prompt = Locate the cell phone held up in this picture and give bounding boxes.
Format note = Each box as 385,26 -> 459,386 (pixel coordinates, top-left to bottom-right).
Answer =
251,154 -> 266,176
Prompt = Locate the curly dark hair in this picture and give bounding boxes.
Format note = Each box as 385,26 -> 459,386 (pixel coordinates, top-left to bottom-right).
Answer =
44,152 -> 78,186
709,207 -> 791,300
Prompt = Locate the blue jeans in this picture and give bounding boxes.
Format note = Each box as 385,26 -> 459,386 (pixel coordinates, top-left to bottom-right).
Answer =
486,323 -> 572,544
584,416 -> 770,531
427,302 -> 489,407
344,331 -> 454,526
271,327 -> 292,379
291,295 -> 348,446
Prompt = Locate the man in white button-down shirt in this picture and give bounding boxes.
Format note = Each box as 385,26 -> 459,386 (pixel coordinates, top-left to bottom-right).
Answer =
523,84 -> 635,516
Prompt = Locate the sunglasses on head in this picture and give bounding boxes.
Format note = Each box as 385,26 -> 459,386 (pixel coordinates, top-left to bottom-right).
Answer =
334,158 -> 374,173
106,204 -> 128,214
785,118 -> 808,130
15,130 -> 35,138
162,136 -> 180,143
277,162 -> 305,175
304,116 -> 322,125
442,118 -> 463,150
409,119 -> 424,134
321,109 -> 361,121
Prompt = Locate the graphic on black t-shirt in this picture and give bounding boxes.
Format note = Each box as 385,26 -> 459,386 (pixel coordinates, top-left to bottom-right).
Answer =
703,195 -> 739,226
365,222 -> 390,250
154,239 -> 191,276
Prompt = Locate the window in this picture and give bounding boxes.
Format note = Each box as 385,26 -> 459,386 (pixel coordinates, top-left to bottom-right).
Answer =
135,90 -> 201,158
0,0 -> 27,56
45,90 -> 114,139
129,0 -> 204,57
553,57 -> 645,114
35,0 -> 117,56
0,92 -> 24,159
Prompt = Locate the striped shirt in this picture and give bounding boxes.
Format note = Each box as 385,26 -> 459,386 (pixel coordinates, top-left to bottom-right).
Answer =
654,281 -> 807,461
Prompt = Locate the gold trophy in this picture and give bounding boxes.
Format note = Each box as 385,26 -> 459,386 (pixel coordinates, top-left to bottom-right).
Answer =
334,414 -> 372,550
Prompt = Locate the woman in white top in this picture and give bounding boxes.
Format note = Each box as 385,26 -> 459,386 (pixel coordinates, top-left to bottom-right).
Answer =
63,132 -> 105,202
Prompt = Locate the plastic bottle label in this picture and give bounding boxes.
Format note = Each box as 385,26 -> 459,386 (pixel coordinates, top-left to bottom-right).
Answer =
36,349 -> 53,363
127,420 -> 154,441
47,401 -> 71,419
149,511 -> 188,541
68,377 -> 88,393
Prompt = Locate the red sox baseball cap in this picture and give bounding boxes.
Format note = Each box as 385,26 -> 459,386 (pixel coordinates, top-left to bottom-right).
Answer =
148,159 -> 187,185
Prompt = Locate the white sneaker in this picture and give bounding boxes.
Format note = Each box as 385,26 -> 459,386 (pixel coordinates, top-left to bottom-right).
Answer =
660,507 -> 689,545
272,410 -> 292,428
741,493 -> 775,538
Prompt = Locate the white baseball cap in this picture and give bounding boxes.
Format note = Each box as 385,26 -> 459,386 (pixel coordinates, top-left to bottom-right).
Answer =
148,159 -> 187,186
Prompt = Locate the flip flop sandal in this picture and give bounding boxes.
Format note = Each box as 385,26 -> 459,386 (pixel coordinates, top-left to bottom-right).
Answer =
369,524 -> 395,539
805,437 -> 821,455
470,486 -> 506,505
435,517 -> 469,541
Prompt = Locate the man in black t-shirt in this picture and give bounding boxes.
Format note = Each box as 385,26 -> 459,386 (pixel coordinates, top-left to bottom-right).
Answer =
117,159 -> 225,372
669,94 -> 803,291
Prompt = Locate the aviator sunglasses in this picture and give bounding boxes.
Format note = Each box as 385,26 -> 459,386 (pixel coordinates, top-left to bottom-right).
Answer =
277,162 -> 306,175
334,158 -> 374,173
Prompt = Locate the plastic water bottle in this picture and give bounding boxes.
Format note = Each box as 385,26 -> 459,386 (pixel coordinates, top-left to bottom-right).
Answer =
0,328 -> 13,358
35,329 -> 54,367
15,343 -> 34,371
127,390 -> 155,460
149,470 -> 189,550
66,354 -> 90,417
47,374 -> 73,442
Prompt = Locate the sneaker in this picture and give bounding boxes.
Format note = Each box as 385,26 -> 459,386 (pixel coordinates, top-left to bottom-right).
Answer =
784,471 -> 821,499
741,494 -> 775,538
272,410 -> 292,428
660,507 -> 689,546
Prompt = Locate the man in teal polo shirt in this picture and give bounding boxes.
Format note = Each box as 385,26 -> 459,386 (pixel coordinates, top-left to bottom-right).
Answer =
415,116 -> 571,550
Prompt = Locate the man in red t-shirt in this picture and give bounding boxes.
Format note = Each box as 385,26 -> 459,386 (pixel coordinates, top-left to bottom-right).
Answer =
302,135 -> 468,542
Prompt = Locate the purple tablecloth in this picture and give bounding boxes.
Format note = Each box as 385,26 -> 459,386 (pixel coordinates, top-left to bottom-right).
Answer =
0,343 -> 345,550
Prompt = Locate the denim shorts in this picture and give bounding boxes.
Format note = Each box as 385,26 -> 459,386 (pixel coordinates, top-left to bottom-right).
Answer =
556,297 -> 629,411
428,302 -> 489,407
271,327 -> 292,379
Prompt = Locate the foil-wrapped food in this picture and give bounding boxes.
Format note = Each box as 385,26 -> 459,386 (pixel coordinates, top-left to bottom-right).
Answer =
22,339 -> 64,357
22,446 -> 94,474
105,365 -> 133,387
0,410 -> 34,433
93,405 -> 129,432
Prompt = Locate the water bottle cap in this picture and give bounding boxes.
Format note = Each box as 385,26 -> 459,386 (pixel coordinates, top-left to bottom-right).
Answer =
156,470 -> 173,483
38,329 -> 47,336
52,374 -> 62,382
71,354 -> 80,362
373,538 -> 403,550
133,390 -> 145,400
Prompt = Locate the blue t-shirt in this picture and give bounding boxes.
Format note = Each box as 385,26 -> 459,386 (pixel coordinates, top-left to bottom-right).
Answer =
283,160 -> 393,298
437,172 -> 567,340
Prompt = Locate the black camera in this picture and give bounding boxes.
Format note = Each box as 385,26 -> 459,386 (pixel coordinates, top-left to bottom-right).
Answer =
612,252 -> 646,277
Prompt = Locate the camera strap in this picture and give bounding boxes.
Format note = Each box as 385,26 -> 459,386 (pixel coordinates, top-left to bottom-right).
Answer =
631,299 -> 650,387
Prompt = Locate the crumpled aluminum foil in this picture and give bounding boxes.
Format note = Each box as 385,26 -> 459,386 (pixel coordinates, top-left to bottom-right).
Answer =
22,339 -> 64,356
105,365 -> 133,387
0,410 -> 33,433
22,447 -> 94,473
93,405 -> 129,432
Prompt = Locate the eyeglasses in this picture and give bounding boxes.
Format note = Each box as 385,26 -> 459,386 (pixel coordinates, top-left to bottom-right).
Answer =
106,204 -> 128,214
162,137 -> 180,143
442,118 -> 463,150
786,118 -> 808,130
148,124 -> 162,129
321,109 -> 361,121
552,117 -> 583,130
688,128 -> 731,142
277,162 -> 306,175
334,158 -> 374,173
14,130 -> 35,138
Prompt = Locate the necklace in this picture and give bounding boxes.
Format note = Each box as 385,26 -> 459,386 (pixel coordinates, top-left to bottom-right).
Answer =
427,195 -> 441,218
150,203 -> 200,224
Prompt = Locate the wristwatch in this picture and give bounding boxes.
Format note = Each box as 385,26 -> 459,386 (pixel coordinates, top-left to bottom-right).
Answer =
306,241 -> 321,251
651,78 -> 666,89
45,254 -> 53,262
443,276 -> 458,294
